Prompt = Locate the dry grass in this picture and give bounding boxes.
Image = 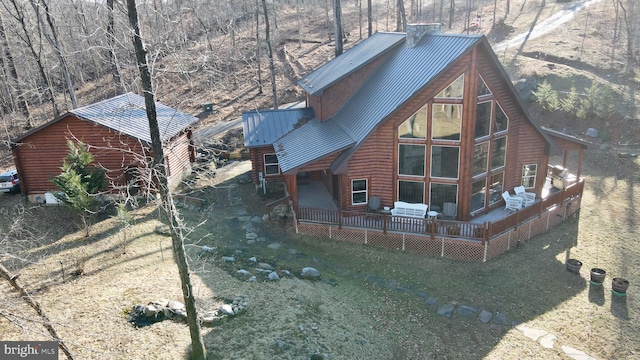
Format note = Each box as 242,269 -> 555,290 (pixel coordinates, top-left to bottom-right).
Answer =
1,152 -> 638,359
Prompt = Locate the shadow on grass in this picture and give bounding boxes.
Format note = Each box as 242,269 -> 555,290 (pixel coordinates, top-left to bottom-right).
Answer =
184,169 -> 594,359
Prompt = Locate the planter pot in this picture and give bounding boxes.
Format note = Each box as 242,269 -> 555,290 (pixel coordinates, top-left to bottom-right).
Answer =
566,259 -> 582,274
590,268 -> 606,285
612,278 -> 629,296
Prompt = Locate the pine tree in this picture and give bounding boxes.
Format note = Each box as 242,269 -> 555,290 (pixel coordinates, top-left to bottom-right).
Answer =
51,140 -> 105,236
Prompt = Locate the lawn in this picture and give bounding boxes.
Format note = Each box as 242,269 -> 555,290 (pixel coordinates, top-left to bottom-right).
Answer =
1,149 -> 638,359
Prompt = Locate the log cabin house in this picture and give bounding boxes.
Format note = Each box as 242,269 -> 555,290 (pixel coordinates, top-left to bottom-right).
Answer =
243,24 -> 587,260
12,92 -> 198,203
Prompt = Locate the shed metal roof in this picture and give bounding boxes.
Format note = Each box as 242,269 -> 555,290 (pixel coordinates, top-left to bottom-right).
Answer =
277,33 -> 482,173
70,92 -> 198,143
242,108 -> 314,148
298,32 -> 406,96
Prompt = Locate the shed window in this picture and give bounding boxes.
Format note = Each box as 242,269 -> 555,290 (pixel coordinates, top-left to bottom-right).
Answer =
264,154 -> 280,175
351,179 -> 368,205
522,164 -> 537,188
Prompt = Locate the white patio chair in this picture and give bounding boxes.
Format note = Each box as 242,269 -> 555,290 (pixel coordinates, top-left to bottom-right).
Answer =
514,186 -> 536,207
502,191 -> 523,212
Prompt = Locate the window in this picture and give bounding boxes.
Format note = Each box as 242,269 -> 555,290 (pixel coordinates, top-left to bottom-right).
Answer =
473,142 -> 489,177
398,144 -> 425,176
475,101 -> 492,139
351,179 -> 368,205
522,164 -> 537,188
471,179 -> 487,213
399,106 -> 427,139
436,74 -> 464,99
477,75 -> 492,96
429,183 -> 458,212
491,137 -> 507,170
431,146 -> 459,179
398,180 -> 424,203
489,172 -> 504,205
432,104 -> 462,141
264,154 -> 280,175
495,103 -> 509,133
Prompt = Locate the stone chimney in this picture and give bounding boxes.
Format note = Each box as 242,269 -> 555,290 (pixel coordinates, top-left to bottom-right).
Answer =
405,23 -> 441,48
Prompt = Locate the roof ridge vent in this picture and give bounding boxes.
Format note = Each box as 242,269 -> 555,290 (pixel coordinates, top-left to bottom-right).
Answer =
406,23 -> 441,48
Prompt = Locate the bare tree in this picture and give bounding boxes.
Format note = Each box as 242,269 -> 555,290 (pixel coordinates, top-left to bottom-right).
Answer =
261,0 -> 278,108
448,0 -> 455,29
107,0 -> 123,93
125,1 -> 207,359
255,0 -> 263,94
397,0 -> 407,32
334,0 -> 344,56
0,11 -> 31,127
6,0 -> 59,117
368,0 -> 373,37
29,0 -> 77,109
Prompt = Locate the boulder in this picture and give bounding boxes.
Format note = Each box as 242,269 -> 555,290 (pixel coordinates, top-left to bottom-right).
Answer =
301,267 -> 321,279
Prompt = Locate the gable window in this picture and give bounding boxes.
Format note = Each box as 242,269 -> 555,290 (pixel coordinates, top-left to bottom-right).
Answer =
473,142 -> 489,177
432,104 -> 462,141
471,178 -> 487,213
399,144 -> 425,176
522,164 -> 537,188
264,154 -> 280,175
477,75 -> 492,97
431,146 -> 459,179
399,106 -> 427,139
475,101 -> 492,139
429,183 -> 458,212
351,179 -> 368,205
491,137 -> 507,170
398,180 -> 424,203
495,103 -> 509,133
435,74 -> 464,99
489,172 -> 504,205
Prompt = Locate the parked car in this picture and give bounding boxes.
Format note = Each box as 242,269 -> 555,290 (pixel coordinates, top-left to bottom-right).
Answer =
0,169 -> 20,193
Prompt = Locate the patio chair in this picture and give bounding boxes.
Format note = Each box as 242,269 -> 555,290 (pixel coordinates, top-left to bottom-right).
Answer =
442,202 -> 457,220
502,191 -> 523,212
366,196 -> 382,213
514,186 -> 535,207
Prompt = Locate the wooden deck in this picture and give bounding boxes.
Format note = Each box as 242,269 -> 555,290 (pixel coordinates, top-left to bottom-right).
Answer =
296,179 -> 585,246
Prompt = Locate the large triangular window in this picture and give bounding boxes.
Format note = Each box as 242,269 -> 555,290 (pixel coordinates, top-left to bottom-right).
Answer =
477,75 -> 492,97
435,75 -> 464,99
398,105 -> 427,139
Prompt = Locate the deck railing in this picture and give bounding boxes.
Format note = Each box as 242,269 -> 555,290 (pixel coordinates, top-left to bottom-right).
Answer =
298,179 -> 584,244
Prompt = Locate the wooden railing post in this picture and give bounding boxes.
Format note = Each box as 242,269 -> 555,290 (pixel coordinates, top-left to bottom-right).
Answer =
383,213 -> 387,234
431,219 -> 435,239
338,209 -> 343,229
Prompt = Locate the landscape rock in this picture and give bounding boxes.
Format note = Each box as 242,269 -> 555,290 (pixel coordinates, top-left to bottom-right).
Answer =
478,310 -> 493,324
219,304 -> 234,316
144,304 -> 159,317
437,304 -> 455,318
301,267 -> 321,279
258,262 -> 274,271
268,271 -> 280,281
221,256 -> 235,262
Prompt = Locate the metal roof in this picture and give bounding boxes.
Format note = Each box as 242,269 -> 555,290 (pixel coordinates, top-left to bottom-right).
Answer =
242,108 -> 314,148
275,118 -> 354,173
298,32 -> 406,96
277,33 -> 481,173
70,92 -> 198,143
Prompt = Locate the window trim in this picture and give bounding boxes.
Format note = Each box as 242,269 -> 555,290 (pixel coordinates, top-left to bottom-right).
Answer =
522,164 -> 538,189
430,145 -> 460,180
351,178 -> 368,205
398,143 -> 426,177
263,153 -> 280,176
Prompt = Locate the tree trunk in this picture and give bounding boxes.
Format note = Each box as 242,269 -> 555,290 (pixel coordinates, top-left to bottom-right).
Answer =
1,263 -> 74,359
333,0 -> 344,56
261,0 -> 278,109
107,0 -> 123,92
125,1 -> 207,359
439,0 -> 444,24
358,0 -> 363,39
0,12 -> 31,127
30,0 -> 77,109
8,0 -> 59,117
368,0 -> 373,37
396,0 -> 407,32
255,0 -> 263,94
448,0 -> 455,29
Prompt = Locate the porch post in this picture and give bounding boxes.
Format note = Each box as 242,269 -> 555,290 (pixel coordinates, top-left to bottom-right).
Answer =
576,147 -> 584,179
